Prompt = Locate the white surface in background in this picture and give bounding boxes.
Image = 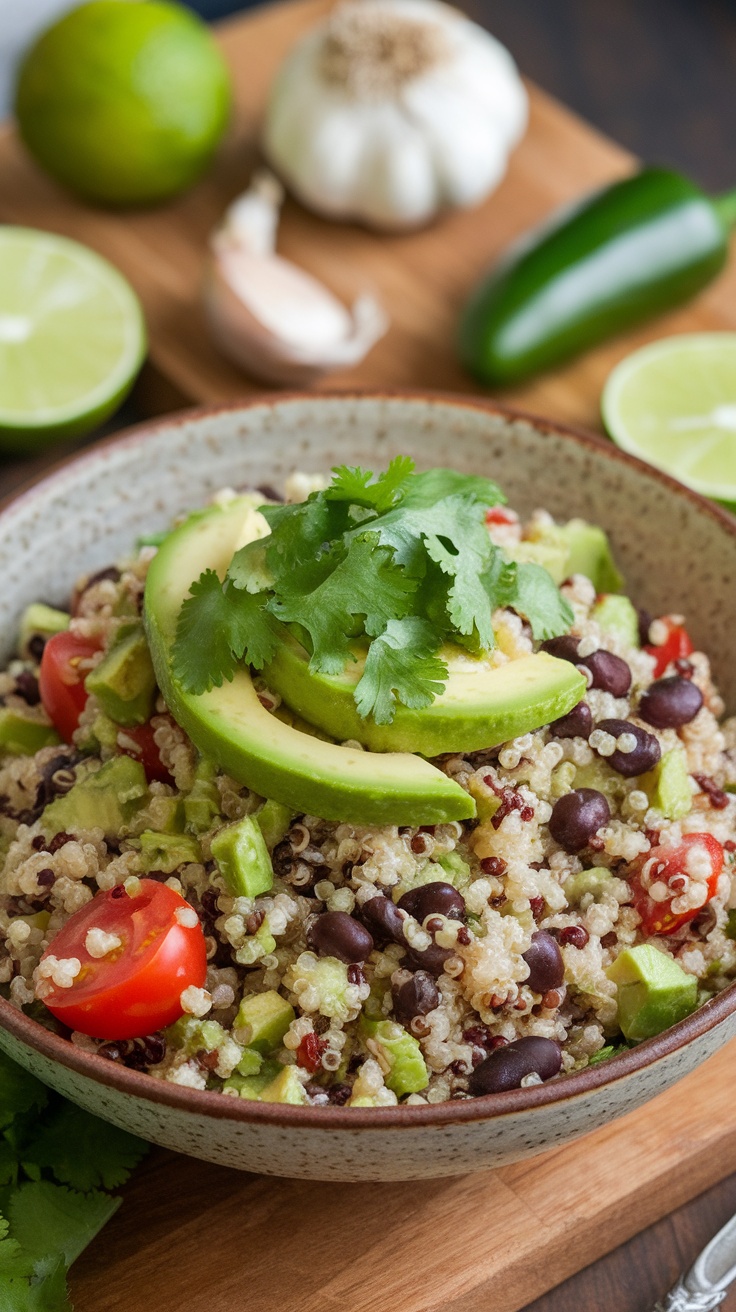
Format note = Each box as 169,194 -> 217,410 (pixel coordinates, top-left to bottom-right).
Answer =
0,0 -> 81,115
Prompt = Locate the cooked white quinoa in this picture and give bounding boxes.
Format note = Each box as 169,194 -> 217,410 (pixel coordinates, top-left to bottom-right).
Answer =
1,482 -> 736,1108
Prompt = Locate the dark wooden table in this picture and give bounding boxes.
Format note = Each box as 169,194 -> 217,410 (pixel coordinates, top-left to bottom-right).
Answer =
6,2 -> 736,1308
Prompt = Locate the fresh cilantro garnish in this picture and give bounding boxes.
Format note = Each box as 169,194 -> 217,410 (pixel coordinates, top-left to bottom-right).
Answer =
172,458 -> 574,723
0,1050 -> 147,1310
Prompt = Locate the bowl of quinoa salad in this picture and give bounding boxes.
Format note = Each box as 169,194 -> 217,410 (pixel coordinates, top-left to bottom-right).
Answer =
1,392 -> 736,1182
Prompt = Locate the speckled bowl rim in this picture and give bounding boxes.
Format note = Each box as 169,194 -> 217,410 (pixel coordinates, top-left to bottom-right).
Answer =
1,387 -> 735,1130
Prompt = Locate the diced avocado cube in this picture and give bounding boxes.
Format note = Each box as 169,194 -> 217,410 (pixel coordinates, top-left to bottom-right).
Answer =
211,815 -> 274,898
235,922 -> 277,966
573,757 -> 626,805
255,799 -> 292,850
591,594 -> 639,648
436,851 -> 472,888
85,627 -> 157,727
183,757 -> 221,834
41,756 -> 148,838
258,1066 -> 308,1105
564,867 -> 612,905
557,519 -> 624,593
607,945 -> 698,1042
640,748 -> 692,821
467,774 -> 501,822
138,830 -> 202,874
504,539 -> 569,585
137,793 -> 184,835
19,603 -> 69,659
359,1018 -> 429,1096
234,990 -> 295,1054
167,1016 -> 226,1056
236,1048 -> 264,1077
0,709 -> 60,756
224,1059 -> 280,1099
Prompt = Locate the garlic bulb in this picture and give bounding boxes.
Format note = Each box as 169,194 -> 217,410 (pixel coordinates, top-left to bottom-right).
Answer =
204,170 -> 388,385
263,0 -> 528,230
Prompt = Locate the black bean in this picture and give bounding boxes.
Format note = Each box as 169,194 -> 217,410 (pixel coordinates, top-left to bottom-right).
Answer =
85,566 -> 121,589
392,971 -> 439,1026
397,881 -> 466,923
360,895 -> 407,946
403,941 -> 455,978
549,701 -> 593,739
595,718 -> 661,777
468,1036 -> 562,1095
639,676 -> 703,729
637,608 -> 653,647
14,671 -> 40,705
522,931 -> 564,993
307,911 -> 374,963
27,634 -> 46,662
583,650 -> 631,696
541,635 -> 581,662
549,789 -> 610,852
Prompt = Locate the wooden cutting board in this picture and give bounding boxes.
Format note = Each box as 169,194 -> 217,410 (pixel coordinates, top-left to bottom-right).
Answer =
3,2 -> 736,1308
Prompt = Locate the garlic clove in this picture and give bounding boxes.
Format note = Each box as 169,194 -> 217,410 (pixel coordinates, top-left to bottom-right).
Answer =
204,170 -> 388,386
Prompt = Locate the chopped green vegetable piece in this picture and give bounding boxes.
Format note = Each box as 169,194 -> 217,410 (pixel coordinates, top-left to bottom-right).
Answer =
258,1067 -> 307,1105
607,944 -> 698,1041
233,991 -> 295,1054
255,798 -> 292,849
588,1044 -> 628,1066
726,910 -> 736,940
138,830 -> 201,874
0,711 -> 60,757
359,1018 -> 429,1096
211,815 -> 274,898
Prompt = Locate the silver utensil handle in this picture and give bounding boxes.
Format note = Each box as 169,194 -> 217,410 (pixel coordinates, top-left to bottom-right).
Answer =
654,1280 -> 727,1311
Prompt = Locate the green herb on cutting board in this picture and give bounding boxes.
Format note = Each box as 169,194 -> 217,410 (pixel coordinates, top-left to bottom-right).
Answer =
0,1048 -> 146,1309
458,166 -> 736,385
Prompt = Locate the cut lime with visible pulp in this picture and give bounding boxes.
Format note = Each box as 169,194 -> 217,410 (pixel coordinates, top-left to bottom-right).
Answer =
602,333 -> 736,502
0,227 -> 146,452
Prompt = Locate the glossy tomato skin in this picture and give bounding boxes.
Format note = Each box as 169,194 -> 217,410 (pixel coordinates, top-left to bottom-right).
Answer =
39,631 -> 101,742
631,833 -> 724,935
644,618 -> 694,679
40,880 -> 207,1040
118,720 -> 174,785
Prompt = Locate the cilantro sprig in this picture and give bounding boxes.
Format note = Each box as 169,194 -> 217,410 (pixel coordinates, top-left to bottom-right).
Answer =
0,1050 -> 147,1310
173,459 -> 573,724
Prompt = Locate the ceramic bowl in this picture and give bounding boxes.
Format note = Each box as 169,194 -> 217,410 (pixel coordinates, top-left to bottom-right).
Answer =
0,391 -> 735,1182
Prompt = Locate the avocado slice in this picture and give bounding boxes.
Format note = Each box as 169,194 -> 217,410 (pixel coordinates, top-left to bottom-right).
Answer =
19,602 -> 69,659
143,499 -> 475,825
640,748 -> 692,821
41,756 -> 148,838
263,632 -> 586,756
359,1018 -> 429,1096
0,708 -> 60,756
607,944 -> 698,1041
234,991 -> 295,1054
211,814 -> 274,898
85,627 -> 157,726
591,594 -> 639,648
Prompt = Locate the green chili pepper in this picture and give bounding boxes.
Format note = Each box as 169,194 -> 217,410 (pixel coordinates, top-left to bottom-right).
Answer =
458,167 -> 736,386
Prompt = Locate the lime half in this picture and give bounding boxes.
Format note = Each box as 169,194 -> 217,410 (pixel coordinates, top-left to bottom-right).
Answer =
0,227 -> 146,452
602,333 -> 736,500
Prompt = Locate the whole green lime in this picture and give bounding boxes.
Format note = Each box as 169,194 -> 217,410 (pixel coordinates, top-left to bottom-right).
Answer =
14,0 -> 232,207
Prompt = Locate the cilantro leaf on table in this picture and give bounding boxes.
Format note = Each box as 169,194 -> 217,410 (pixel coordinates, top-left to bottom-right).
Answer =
354,618 -> 448,725
0,1053 -> 47,1132
8,1182 -> 120,1271
22,1104 -> 147,1192
272,535 -> 417,674
174,570 -> 279,694
0,1259 -> 69,1312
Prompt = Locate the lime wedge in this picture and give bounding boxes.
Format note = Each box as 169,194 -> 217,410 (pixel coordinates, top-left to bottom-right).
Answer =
602,333 -> 736,500
0,227 -> 146,452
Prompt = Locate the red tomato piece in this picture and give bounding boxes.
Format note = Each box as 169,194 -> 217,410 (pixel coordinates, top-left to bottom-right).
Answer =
118,720 -> 173,784
631,833 -> 724,936
39,631 -> 102,742
39,879 -> 207,1040
485,506 -> 518,526
644,618 -> 693,678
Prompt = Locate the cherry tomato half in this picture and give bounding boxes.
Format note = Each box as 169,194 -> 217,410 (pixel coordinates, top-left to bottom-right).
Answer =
118,719 -> 174,785
631,833 -> 724,936
39,879 -> 207,1040
644,618 -> 693,679
39,631 -> 101,742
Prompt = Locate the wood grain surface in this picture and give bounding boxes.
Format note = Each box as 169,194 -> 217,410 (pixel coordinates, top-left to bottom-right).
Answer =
3,2 -> 736,1307
2,0 -> 736,435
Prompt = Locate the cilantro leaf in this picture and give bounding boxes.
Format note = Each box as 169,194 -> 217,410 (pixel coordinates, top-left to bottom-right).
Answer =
173,571 -> 279,694
402,468 -> 505,510
271,536 -> 417,675
22,1104 -> 146,1192
502,562 -> 574,640
0,1054 -> 47,1133
256,497 -> 353,595
0,1259 -> 69,1312
325,456 -> 415,513
8,1182 -> 120,1270
354,619 -> 447,724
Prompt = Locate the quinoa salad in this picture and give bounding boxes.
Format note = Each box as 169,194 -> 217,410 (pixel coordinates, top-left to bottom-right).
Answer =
1,459 -> 735,1110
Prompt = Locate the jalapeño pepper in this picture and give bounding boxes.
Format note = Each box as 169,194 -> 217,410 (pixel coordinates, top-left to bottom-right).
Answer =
458,167 -> 736,386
